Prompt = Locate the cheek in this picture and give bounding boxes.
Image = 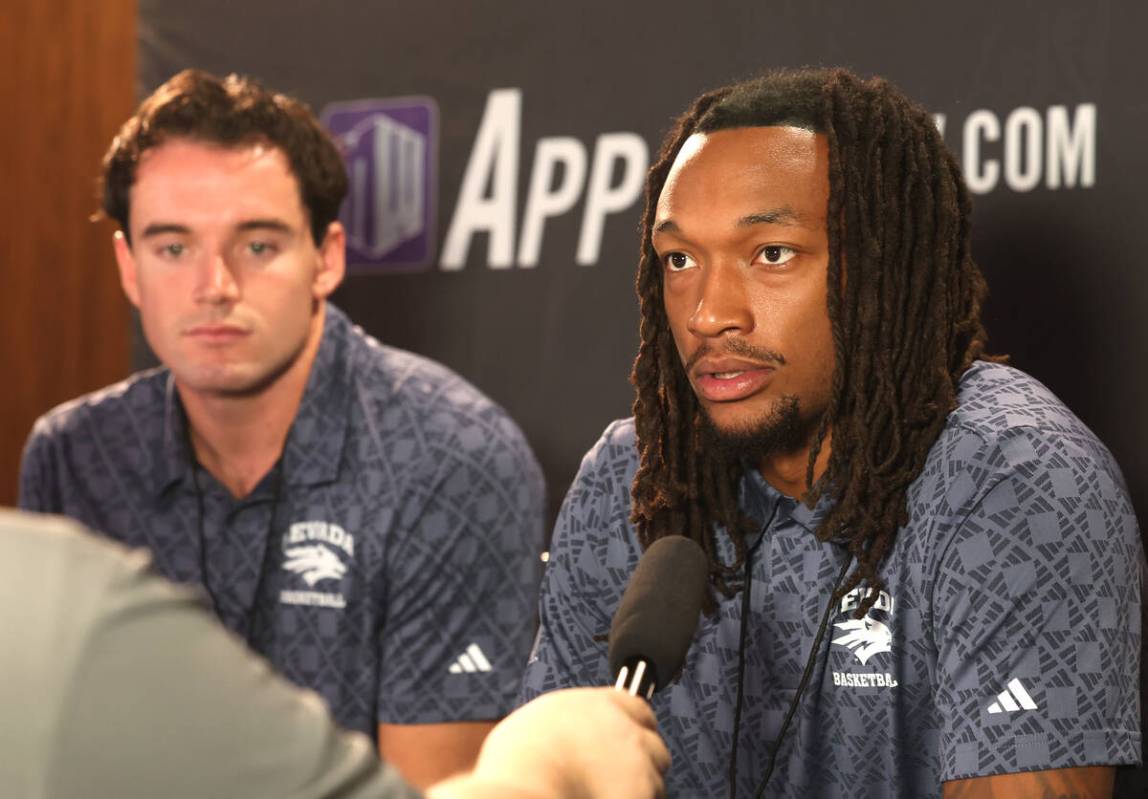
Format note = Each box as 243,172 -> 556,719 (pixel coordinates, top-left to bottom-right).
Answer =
661,297 -> 693,364
135,265 -> 189,304
795,300 -> 833,348
768,284 -> 834,377
134,297 -> 181,360
135,281 -> 181,327
800,305 -> 836,391
256,275 -> 320,333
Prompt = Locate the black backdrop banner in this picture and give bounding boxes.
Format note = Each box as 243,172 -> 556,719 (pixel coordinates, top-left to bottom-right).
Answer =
136,0 -> 1147,534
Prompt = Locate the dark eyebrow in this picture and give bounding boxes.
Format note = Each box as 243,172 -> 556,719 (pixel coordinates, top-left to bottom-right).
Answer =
653,207 -> 812,236
139,223 -> 191,239
737,207 -> 808,227
139,219 -> 294,239
235,219 -> 293,235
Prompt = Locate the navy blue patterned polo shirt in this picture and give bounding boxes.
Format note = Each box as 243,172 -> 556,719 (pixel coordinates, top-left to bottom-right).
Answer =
21,304 -> 546,737
519,361 -> 1142,797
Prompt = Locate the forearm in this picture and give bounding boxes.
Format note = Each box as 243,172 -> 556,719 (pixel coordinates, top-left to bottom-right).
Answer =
426,775 -> 547,799
943,766 -> 1114,798
378,721 -> 495,789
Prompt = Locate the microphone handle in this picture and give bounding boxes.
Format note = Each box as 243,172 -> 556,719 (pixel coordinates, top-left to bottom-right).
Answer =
613,657 -> 657,699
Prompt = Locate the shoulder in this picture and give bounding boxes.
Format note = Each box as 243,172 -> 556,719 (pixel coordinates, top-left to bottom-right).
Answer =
348,324 -> 526,444
917,361 -> 1130,513
554,418 -> 640,552
334,319 -> 543,508
571,417 -> 640,490
28,369 -> 168,442
531,420 -> 641,652
24,370 -> 169,462
328,306 -> 498,424
906,362 -> 1138,584
949,360 -> 1110,454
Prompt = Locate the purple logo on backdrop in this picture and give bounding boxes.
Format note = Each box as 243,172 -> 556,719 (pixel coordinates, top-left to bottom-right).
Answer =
321,97 -> 438,271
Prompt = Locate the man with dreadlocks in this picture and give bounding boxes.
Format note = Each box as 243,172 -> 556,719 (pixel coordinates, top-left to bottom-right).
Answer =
519,68 -> 1143,797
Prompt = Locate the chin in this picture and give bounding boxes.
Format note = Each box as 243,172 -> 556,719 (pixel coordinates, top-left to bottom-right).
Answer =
702,398 -> 786,435
171,339 -> 309,396
698,394 -> 812,462
174,363 -> 276,397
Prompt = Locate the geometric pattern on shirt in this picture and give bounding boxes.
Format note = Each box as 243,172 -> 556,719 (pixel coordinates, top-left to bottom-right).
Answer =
19,305 -> 546,737
518,361 -> 1143,797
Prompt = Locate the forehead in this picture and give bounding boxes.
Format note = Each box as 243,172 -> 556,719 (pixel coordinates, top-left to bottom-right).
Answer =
129,138 -> 306,229
655,126 -> 829,228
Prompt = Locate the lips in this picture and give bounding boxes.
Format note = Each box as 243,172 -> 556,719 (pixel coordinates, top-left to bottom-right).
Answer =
184,323 -> 251,345
692,357 -> 775,402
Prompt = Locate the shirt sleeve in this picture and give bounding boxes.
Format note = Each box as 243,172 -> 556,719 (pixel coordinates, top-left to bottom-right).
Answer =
47,535 -> 422,799
376,410 -> 546,724
931,425 -> 1144,781
518,422 -> 636,703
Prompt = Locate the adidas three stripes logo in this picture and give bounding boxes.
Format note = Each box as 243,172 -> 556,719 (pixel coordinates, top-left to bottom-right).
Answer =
448,643 -> 493,674
987,678 -> 1038,714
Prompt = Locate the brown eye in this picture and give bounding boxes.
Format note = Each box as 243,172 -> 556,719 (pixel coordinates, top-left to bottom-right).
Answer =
758,245 -> 796,266
665,252 -> 697,271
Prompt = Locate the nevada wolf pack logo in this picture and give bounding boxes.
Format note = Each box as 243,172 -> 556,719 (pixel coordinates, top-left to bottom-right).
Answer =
831,616 -> 892,665
278,521 -> 355,609
283,545 -> 347,586
830,586 -> 898,688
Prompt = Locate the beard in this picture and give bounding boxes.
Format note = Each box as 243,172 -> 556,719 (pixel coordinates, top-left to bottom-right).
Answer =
697,394 -> 819,465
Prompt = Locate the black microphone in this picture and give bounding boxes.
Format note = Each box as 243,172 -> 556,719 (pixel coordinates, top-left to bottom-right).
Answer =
608,536 -> 708,699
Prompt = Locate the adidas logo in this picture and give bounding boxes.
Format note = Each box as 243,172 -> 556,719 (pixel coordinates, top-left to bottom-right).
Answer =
987,678 -> 1038,714
448,643 -> 493,674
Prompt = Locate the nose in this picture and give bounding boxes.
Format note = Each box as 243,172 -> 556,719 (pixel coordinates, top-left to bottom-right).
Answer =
194,253 -> 240,305
687,260 -> 754,339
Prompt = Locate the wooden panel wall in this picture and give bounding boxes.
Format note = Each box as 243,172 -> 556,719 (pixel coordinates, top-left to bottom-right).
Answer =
1,1 -> 136,504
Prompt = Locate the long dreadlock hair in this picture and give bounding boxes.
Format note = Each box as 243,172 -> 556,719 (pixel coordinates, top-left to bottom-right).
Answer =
629,68 -> 995,612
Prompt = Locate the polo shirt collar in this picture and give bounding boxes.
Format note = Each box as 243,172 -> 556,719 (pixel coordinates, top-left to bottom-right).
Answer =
152,303 -> 354,496
156,374 -> 193,496
742,466 -> 837,537
281,304 -> 353,488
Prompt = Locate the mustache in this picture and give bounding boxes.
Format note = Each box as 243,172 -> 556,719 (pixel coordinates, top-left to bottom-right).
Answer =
684,339 -> 787,373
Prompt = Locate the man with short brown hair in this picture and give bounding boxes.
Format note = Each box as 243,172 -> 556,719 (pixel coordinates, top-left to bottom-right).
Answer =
21,69 -> 546,788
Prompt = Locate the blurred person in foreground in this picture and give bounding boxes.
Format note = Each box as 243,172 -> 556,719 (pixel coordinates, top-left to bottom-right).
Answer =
0,509 -> 667,799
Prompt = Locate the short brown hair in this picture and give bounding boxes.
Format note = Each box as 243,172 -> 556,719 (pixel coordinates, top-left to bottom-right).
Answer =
101,69 -> 347,245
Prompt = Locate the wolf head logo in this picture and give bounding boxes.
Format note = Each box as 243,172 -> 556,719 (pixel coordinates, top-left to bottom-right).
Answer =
831,616 -> 892,665
283,545 -> 347,587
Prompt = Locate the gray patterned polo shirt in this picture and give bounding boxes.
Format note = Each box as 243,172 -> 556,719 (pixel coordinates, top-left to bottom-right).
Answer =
21,304 -> 546,737
520,361 -> 1142,797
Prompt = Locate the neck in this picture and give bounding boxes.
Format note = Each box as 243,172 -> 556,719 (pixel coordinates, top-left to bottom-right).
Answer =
759,429 -> 832,501
180,306 -> 326,499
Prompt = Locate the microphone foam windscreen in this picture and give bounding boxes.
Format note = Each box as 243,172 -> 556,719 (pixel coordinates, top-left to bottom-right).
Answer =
608,535 -> 709,691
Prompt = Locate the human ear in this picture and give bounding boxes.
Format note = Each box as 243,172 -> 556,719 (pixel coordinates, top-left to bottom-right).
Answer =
313,222 -> 346,299
112,230 -> 142,308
